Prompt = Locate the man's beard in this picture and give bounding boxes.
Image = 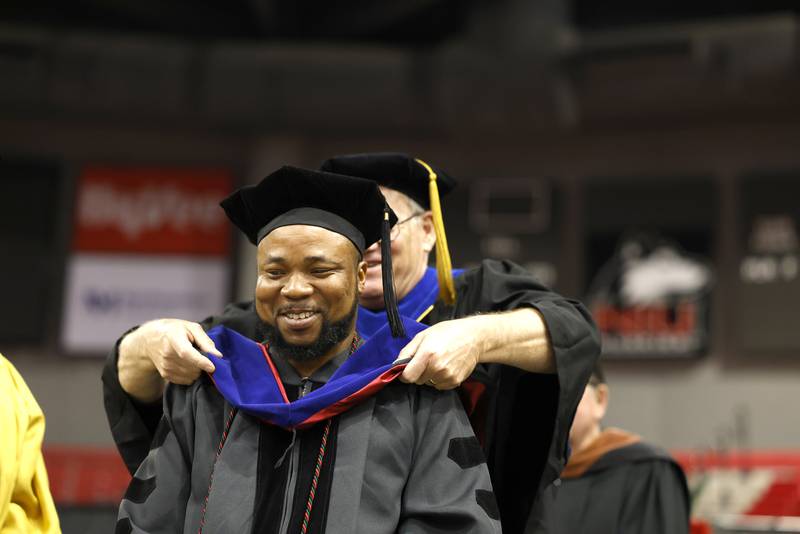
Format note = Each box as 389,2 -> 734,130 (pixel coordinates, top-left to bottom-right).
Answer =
256,299 -> 358,363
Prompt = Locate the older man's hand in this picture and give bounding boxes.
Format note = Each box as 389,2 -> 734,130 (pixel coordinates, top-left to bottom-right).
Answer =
118,319 -> 221,402
397,308 -> 556,389
397,317 -> 483,390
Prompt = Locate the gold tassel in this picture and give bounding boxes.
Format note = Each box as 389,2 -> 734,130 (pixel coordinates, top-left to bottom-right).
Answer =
415,158 -> 456,306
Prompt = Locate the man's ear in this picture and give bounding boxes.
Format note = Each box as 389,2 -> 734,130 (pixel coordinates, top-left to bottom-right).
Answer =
356,259 -> 368,293
420,211 -> 437,252
594,384 -> 610,420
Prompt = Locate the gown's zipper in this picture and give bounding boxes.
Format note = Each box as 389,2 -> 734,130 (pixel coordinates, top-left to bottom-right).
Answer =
277,379 -> 312,534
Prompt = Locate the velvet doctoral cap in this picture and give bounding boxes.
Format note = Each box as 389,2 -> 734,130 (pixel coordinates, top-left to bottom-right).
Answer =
220,165 -> 406,337
319,152 -> 457,209
220,165 -> 398,252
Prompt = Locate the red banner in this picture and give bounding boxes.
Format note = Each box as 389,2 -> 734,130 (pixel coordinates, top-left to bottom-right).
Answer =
44,446 -> 130,505
73,167 -> 232,256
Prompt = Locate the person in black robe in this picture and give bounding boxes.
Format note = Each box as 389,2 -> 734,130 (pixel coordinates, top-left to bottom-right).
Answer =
527,363 -> 690,534
103,153 -> 601,532
117,166 -> 501,533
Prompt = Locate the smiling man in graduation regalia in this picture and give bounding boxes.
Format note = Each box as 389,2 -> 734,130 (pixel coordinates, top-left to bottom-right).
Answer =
115,167 -> 500,534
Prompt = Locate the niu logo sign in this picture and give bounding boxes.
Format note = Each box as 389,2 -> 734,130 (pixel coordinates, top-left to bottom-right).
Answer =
586,233 -> 714,359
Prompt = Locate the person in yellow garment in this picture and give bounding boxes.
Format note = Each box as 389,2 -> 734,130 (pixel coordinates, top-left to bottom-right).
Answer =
0,354 -> 60,534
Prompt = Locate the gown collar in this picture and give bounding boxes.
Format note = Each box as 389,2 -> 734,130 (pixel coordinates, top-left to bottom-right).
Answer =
269,343 -> 355,387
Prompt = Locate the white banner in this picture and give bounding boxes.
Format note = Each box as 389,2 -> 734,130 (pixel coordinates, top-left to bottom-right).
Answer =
61,255 -> 230,354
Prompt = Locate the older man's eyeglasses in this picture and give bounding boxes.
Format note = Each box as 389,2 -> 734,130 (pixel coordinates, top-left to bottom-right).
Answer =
389,212 -> 424,240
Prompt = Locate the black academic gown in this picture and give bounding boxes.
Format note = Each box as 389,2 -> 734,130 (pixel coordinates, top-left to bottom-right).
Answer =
103,259 -> 601,532
527,442 -> 691,534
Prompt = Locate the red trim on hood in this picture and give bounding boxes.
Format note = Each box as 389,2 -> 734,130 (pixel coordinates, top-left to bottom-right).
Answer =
260,343 -> 289,404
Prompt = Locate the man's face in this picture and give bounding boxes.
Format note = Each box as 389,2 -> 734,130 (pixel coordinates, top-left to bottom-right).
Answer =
569,383 -> 609,451
360,187 -> 436,310
255,225 -> 367,357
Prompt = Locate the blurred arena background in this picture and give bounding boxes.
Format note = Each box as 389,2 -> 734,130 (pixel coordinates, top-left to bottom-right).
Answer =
1,1 -> 800,532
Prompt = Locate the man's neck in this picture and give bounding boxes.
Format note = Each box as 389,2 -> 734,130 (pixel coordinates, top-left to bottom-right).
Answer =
571,425 -> 602,456
401,260 -> 429,302
287,332 -> 356,378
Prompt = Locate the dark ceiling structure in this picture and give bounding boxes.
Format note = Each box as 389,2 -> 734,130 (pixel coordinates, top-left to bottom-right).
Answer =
0,0 -> 475,45
573,0 -> 799,29
2,1 -> 798,42
0,1 -> 798,135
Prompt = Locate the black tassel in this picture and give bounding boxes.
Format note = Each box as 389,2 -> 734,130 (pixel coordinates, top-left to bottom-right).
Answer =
381,207 -> 406,338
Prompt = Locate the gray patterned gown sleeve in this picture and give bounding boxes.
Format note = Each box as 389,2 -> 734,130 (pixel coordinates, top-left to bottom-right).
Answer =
398,385 -> 501,533
327,382 -> 502,534
116,383 -> 195,534
116,378 -> 230,534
